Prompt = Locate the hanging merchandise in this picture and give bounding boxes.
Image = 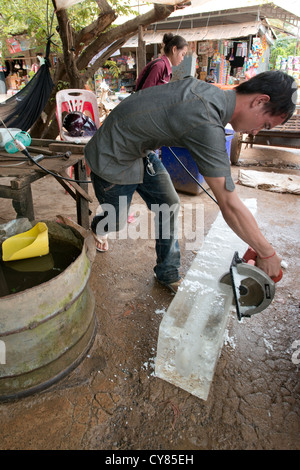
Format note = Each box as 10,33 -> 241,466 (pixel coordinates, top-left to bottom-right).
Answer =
251,36 -> 267,63
127,53 -> 135,70
245,35 -> 266,78
275,55 -> 300,83
261,35 -> 267,54
219,42 -> 224,56
223,41 -> 229,56
293,57 -> 300,82
252,37 -> 262,56
281,57 -> 287,71
236,42 -> 248,57
218,55 -> 229,85
211,52 -> 221,67
245,51 -> 258,79
293,56 -> 300,72
287,56 -> 294,74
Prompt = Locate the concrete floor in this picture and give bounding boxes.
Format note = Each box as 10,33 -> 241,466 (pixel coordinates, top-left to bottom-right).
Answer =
0,143 -> 299,450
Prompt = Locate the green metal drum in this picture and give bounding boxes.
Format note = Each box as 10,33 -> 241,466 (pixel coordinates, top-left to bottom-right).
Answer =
0,220 -> 96,401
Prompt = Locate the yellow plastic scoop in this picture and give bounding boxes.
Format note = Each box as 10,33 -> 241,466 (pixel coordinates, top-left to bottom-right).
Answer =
2,222 -> 49,262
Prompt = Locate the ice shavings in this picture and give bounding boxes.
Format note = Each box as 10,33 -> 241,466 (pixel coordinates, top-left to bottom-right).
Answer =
142,356 -> 156,377
155,308 -> 167,315
179,279 -> 201,293
224,329 -> 236,349
263,337 -> 274,353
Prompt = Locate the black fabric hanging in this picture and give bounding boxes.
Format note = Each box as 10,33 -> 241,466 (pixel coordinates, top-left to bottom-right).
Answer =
0,38 -> 54,131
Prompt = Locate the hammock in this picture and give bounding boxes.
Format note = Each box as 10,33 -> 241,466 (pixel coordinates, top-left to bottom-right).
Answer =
0,39 -> 54,131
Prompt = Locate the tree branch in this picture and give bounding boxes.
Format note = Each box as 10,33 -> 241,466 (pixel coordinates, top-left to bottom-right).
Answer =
75,11 -> 117,55
86,37 -> 128,78
94,0 -> 115,14
77,4 -> 175,70
55,7 -> 82,85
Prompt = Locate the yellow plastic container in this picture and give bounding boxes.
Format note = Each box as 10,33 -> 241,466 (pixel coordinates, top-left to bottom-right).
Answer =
2,222 -> 49,262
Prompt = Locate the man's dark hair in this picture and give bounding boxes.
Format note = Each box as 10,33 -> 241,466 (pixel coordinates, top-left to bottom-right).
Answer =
236,71 -> 297,122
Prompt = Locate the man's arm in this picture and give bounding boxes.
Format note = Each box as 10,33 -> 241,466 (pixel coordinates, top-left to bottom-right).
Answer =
204,176 -> 282,278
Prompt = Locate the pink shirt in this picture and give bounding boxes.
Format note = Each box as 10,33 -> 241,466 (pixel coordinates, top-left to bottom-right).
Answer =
135,55 -> 172,90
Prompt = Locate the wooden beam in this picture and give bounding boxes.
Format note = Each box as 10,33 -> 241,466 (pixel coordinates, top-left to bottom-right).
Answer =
137,25 -> 146,76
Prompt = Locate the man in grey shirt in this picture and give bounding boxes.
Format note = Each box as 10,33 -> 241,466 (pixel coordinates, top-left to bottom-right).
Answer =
85,71 -> 295,293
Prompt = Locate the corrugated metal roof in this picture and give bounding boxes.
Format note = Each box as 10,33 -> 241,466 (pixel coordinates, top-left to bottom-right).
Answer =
124,0 -> 300,19
122,21 -> 262,47
161,0 -> 300,18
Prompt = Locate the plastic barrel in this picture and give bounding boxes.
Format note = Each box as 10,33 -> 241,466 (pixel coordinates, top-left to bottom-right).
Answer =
161,147 -> 205,195
161,136 -> 234,195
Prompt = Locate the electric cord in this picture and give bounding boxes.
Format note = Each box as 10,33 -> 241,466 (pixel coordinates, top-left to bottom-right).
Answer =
0,118 -> 93,183
21,145 -> 93,183
4,140 -> 221,200
1,119 -> 219,201
11,137 -> 219,202
166,147 -> 218,205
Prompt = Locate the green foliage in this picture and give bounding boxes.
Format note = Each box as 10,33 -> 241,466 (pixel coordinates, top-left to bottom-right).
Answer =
57,80 -> 71,91
104,59 -> 120,77
0,0 -> 135,56
68,0 -> 137,31
0,0 -> 55,57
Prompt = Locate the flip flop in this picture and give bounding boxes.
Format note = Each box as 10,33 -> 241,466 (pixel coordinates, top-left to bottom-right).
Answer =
157,277 -> 183,294
127,212 -> 136,223
93,233 -> 109,252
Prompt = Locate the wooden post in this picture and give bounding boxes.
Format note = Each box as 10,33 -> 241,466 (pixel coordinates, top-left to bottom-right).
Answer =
137,25 -> 146,76
11,184 -> 35,221
73,160 -> 90,229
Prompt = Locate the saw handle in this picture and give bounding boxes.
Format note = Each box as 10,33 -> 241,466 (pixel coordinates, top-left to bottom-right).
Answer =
243,247 -> 283,283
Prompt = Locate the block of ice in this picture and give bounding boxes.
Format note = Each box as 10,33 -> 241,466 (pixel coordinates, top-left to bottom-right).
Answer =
155,199 -> 257,400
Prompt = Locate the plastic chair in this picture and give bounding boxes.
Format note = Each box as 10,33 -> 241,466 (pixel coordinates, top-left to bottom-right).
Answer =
55,89 -> 100,143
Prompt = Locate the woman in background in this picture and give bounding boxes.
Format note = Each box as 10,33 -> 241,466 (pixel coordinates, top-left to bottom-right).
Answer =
135,33 -> 188,91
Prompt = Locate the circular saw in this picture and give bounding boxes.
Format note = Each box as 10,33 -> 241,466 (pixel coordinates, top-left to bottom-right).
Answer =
220,249 -> 282,321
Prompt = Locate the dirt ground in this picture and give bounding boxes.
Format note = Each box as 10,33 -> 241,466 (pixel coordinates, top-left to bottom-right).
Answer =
0,143 -> 299,451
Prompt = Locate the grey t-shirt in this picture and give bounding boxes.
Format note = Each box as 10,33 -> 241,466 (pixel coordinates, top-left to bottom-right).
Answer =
84,77 -> 236,191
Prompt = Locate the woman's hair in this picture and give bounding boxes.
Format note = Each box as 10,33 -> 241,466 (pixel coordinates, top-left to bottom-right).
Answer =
163,33 -> 188,55
236,70 -> 297,121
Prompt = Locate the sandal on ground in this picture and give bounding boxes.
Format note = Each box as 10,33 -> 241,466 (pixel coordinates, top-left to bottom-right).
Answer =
157,277 -> 183,294
92,233 -> 109,252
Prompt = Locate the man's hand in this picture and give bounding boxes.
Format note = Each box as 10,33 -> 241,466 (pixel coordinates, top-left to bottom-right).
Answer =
204,175 -> 282,279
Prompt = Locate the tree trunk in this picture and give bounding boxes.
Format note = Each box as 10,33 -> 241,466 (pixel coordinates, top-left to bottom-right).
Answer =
31,1 -> 177,138
137,26 -> 146,75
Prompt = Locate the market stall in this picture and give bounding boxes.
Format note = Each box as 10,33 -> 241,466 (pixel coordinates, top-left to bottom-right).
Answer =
1,34 -> 56,97
115,19 -> 275,89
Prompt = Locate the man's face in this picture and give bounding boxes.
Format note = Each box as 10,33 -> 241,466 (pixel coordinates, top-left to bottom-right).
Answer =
230,99 -> 287,134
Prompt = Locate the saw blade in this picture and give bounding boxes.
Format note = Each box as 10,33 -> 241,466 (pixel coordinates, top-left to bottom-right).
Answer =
219,251 -> 275,320
238,276 -> 264,307
230,264 -> 243,321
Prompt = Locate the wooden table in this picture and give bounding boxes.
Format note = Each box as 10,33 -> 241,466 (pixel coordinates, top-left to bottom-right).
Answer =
0,138 -> 92,229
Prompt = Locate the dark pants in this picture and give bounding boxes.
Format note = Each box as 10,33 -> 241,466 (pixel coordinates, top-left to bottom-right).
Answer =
91,152 -> 181,284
